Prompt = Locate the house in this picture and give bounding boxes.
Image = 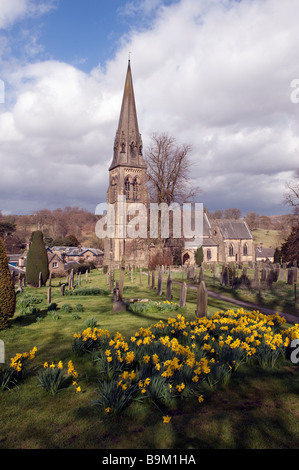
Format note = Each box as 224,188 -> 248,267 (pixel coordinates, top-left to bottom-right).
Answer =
47,246 -> 104,270
255,245 -> 275,263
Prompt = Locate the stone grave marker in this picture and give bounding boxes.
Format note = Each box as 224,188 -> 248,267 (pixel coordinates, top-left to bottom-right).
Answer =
196,281 -> 208,318
180,282 -> 187,308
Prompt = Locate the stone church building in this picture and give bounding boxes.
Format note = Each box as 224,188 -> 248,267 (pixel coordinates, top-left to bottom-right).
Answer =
103,62 -> 254,267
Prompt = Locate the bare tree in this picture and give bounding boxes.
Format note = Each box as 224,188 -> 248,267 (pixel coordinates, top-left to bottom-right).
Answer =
284,169 -> 299,214
223,208 -> 242,220
145,133 -> 200,204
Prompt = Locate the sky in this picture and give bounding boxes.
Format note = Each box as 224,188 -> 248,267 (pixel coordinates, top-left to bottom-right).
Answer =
0,0 -> 299,217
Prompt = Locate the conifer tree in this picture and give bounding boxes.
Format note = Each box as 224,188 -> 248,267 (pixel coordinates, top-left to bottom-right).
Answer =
26,231 -> 49,287
0,237 -> 16,329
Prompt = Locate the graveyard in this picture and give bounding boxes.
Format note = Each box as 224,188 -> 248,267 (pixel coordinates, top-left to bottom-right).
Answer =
0,264 -> 299,449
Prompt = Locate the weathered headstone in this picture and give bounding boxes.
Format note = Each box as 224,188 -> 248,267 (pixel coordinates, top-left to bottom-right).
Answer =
157,270 -> 162,296
166,272 -> 172,301
119,267 -> 125,301
60,284 -> 65,296
180,282 -> 187,308
139,268 -> 143,286
47,287 -> 51,305
287,269 -> 294,285
112,281 -> 127,312
196,281 -> 208,318
279,268 -> 285,282
261,268 -> 267,282
151,271 -> 155,289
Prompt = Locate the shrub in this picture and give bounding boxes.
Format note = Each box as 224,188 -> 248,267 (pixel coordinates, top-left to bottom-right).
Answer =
65,287 -> 109,296
75,304 -> 84,312
61,304 -> 72,313
0,237 -> 16,329
72,312 -> 81,320
84,317 -> 98,328
26,231 -> 49,287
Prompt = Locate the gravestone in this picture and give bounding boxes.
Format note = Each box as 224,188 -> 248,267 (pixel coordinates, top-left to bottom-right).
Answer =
287,269 -> 294,285
180,282 -> 187,308
196,281 -> 208,318
215,265 -> 220,278
47,287 -> 51,304
157,270 -> 162,296
119,267 -> 125,301
166,272 -> 172,301
139,268 -> 143,286
113,281 -> 127,312
279,268 -> 285,282
151,271 -> 155,289
222,266 -> 229,286
261,268 -> 267,282
60,284 -> 65,296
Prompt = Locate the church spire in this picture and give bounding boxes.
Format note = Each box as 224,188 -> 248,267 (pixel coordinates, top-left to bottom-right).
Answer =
110,61 -> 147,170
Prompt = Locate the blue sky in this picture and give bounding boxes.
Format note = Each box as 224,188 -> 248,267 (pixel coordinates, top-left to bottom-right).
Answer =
0,0 -> 299,217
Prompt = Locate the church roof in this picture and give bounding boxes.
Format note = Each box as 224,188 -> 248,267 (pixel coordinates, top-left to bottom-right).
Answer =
215,219 -> 253,239
109,61 -> 147,171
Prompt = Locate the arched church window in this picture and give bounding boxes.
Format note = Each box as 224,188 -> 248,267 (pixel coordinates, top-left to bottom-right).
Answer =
229,244 -> 234,257
243,243 -> 248,256
125,176 -> 132,200
207,249 -> 212,260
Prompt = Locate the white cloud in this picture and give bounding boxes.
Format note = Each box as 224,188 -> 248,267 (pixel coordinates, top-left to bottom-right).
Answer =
0,0 -> 57,30
1,0 -> 299,215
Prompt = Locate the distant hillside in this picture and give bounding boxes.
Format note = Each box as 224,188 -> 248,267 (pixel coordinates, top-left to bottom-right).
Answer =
252,229 -> 282,249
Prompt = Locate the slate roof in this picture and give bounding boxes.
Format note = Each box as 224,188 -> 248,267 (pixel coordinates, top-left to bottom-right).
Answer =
48,246 -> 103,256
215,219 -> 253,240
255,247 -> 275,258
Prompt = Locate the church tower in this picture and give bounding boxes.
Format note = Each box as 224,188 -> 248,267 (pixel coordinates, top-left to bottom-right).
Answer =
104,61 -> 149,267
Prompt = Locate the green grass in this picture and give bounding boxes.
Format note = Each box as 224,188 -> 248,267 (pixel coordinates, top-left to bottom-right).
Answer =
252,228 -> 281,248
177,265 -> 299,317
0,269 -> 298,449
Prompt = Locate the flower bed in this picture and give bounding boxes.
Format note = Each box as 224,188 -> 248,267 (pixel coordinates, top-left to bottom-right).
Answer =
72,308 -> 298,421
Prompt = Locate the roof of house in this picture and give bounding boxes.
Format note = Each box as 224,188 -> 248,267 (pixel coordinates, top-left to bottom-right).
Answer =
8,264 -> 26,275
215,219 -> 253,240
255,247 -> 275,258
47,246 -> 103,256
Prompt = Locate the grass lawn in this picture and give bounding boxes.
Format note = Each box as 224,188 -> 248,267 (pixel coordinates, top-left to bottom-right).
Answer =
0,269 -> 298,450
176,266 -> 299,317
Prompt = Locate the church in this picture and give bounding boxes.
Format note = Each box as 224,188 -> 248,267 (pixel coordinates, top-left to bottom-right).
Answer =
103,61 -> 255,268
